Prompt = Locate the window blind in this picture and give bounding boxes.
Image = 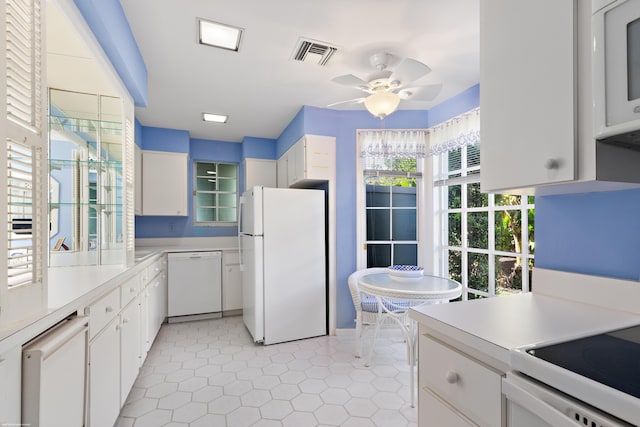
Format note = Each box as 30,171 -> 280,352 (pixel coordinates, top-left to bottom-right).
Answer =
430,109 -> 480,187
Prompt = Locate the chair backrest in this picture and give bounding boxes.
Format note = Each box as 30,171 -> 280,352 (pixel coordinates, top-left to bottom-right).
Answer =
348,267 -> 389,309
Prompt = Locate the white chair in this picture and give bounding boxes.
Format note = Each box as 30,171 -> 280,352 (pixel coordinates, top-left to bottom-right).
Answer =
348,267 -> 408,359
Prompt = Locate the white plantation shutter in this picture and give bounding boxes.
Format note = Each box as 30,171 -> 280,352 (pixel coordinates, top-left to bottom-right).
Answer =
7,139 -> 43,287
6,0 -> 42,131
1,0 -> 47,325
124,118 -> 135,255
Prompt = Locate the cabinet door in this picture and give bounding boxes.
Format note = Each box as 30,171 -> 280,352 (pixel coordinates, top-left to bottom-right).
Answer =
304,135 -> 335,180
89,318 -> 121,427
120,299 -> 141,406
222,251 -> 242,311
480,0 -> 576,193
277,155 -> 288,188
0,347 -> 21,426
149,272 -> 166,342
223,264 -> 242,311
286,144 -> 301,186
245,158 -> 277,190
140,286 -> 151,356
141,150 -> 188,216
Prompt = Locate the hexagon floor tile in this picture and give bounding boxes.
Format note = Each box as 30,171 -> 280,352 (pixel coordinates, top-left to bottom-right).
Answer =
116,316 -> 417,426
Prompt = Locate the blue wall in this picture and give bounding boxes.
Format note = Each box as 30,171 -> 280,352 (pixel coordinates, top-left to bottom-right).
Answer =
135,127 -> 242,238
535,189 -> 640,281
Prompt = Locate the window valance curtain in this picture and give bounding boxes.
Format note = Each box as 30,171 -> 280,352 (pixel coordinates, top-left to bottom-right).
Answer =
359,129 -> 428,159
428,108 -> 480,156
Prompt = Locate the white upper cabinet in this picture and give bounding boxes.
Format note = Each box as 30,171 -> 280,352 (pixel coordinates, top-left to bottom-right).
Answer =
244,158 -> 276,191
141,150 -> 188,216
480,0 -> 640,195
277,134 -> 336,188
480,0 -> 577,193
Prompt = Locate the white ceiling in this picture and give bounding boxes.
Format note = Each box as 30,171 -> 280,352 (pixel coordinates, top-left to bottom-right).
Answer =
119,0 -> 479,142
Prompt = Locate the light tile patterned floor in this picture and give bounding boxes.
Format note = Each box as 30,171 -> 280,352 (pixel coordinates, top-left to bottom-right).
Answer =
115,316 -> 418,427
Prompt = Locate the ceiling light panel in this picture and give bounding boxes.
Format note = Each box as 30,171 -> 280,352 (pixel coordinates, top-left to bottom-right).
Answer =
198,18 -> 243,51
202,113 -> 228,123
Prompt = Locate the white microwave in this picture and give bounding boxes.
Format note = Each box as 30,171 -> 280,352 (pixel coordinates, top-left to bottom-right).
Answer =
593,0 -> 640,147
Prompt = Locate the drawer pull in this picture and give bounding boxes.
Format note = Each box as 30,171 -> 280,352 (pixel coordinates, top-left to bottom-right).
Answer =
122,318 -> 129,324
445,371 -> 459,384
130,287 -> 136,293
105,306 -> 114,313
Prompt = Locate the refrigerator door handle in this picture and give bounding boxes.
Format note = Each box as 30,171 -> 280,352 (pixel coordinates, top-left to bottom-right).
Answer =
238,195 -> 245,234
239,234 -> 245,272
238,195 -> 245,271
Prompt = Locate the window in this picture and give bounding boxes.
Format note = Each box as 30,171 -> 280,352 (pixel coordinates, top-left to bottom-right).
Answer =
194,161 -> 238,224
432,109 -> 534,299
357,130 -> 426,269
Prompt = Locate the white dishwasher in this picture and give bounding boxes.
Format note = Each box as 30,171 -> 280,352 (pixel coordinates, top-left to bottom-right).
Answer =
168,251 -> 222,322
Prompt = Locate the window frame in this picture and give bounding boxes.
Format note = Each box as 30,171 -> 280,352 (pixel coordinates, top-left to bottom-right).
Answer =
433,144 -> 535,299
192,160 -> 239,226
355,131 -> 430,271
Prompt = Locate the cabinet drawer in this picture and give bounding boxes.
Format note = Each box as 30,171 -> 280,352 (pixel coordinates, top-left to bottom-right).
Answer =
420,387 -> 477,427
87,288 -> 120,339
143,257 -> 165,285
420,335 -> 502,427
120,276 -> 140,307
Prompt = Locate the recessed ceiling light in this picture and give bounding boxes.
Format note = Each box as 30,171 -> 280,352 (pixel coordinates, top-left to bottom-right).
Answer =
198,18 -> 243,51
202,113 -> 228,123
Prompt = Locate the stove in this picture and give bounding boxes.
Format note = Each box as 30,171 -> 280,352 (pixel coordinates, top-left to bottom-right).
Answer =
526,325 -> 640,399
511,325 -> 640,426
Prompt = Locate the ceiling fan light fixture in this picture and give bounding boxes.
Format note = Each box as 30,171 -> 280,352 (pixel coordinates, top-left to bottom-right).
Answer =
364,92 -> 400,119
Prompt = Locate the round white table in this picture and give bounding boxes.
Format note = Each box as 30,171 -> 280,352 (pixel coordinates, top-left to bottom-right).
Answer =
357,273 -> 462,407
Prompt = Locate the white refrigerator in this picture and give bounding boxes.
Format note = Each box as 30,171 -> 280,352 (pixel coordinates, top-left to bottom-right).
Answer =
239,186 -> 326,345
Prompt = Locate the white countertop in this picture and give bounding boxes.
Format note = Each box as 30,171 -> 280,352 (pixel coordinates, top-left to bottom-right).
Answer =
410,286 -> 640,370
0,241 -> 238,353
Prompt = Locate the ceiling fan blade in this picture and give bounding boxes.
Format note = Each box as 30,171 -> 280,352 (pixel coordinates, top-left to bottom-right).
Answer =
327,97 -> 365,108
390,58 -> 431,86
331,74 -> 369,90
398,84 -> 443,102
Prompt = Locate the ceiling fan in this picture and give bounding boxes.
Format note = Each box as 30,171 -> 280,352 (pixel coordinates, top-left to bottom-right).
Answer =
330,52 -> 442,119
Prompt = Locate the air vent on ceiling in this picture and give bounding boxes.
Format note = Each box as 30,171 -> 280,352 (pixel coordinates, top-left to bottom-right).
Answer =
292,38 -> 338,66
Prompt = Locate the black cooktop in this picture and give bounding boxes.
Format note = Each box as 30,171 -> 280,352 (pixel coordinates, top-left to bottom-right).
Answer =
527,325 -> 640,399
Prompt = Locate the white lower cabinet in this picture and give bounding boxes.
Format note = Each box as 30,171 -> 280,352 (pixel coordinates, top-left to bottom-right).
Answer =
120,298 -> 141,406
88,317 -> 121,427
147,269 -> 167,344
418,332 -> 504,427
0,346 -> 21,426
86,254 -> 167,426
222,250 -> 242,312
